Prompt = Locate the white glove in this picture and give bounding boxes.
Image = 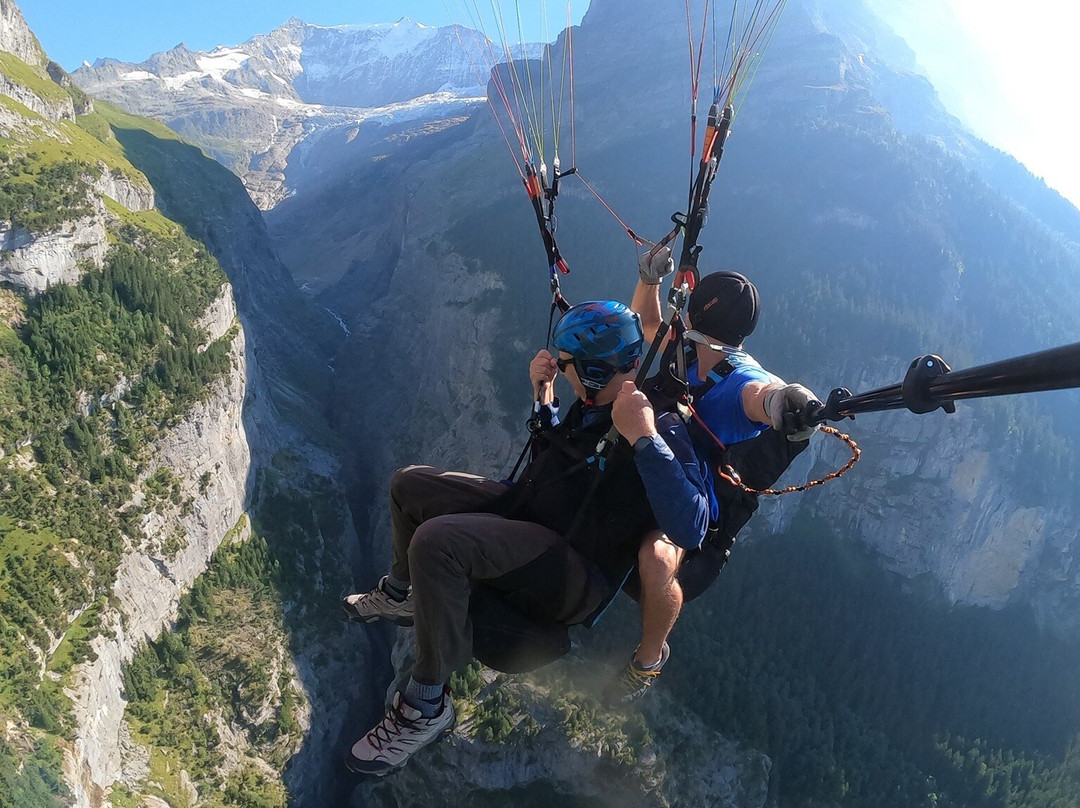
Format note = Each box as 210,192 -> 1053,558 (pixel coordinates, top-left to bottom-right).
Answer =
638,244 -> 674,285
764,383 -> 821,442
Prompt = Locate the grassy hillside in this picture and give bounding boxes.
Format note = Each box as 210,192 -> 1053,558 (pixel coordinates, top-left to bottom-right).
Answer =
1,49 -> 237,808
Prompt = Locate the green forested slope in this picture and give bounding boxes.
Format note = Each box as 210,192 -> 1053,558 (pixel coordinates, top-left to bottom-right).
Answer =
637,520 -> 1080,808
0,48 -> 236,808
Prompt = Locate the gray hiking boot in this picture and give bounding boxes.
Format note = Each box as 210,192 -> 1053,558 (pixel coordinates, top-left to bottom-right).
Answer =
603,642 -> 670,705
342,576 -> 414,627
345,687 -> 455,776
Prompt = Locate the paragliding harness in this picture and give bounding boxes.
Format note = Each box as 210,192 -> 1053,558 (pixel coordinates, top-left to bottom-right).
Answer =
469,399 -> 656,674
467,333 -> 813,673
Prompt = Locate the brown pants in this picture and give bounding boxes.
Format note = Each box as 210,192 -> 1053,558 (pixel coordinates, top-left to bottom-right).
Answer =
388,465 -> 603,684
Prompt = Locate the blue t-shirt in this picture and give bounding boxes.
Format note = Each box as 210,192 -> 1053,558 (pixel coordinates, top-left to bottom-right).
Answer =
687,350 -> 778,520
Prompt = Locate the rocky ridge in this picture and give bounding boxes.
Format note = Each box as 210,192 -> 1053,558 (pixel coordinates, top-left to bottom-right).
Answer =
0,0 -> 43,69
2,5 -> 360,806
73,18 -> 494,209
0,69 -> 75,121
64,289 -> 250,808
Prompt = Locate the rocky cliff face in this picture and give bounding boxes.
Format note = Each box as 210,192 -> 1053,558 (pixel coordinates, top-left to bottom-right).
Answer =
0,69 -> 75,121
64,289 -> 251,808
2,9 -> 361,806
0,214 -> 107,291
0,164 -> 153,293
759,395 -> 1078,623
0,0 -> 44,68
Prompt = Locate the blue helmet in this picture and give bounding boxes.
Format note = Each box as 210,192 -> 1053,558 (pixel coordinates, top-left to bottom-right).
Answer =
552,300 -> 644,390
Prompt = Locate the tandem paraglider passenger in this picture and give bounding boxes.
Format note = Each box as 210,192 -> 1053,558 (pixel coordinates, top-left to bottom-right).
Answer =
603,250 -> 822,704
340,300 -> 710,776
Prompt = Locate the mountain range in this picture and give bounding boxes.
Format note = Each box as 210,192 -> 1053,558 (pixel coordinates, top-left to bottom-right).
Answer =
73,18 -> 502,208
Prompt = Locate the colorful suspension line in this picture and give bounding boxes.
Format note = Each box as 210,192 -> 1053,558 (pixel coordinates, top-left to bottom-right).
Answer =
458,0 -> 582,343
524,158 -> 574,340
638,0 -> 788,383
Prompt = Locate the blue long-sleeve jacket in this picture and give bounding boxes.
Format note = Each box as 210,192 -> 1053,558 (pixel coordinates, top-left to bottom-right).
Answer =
632,411 -> 710,551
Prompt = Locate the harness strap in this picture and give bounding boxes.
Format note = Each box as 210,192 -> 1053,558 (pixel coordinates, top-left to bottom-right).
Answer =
505,403 -> 615,499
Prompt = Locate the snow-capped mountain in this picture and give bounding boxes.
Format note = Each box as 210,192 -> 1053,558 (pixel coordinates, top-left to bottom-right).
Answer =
73,18 -> 498,208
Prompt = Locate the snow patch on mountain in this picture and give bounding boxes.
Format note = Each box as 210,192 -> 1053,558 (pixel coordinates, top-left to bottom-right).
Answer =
71,12 -> 564,213
195,47 -> 249,78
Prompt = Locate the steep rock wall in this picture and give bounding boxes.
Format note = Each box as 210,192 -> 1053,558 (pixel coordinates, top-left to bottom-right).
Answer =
0,213 -> 108,292
0,169 -> 154,294
0,71 -> 75,121
755,384 -> 1078,623
90,166 -> 155,213
0,0 -> 46,68
63,288 -> 252,808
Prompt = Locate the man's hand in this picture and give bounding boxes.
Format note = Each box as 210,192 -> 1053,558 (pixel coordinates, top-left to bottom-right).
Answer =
764,383 -> 822,442
638,244 -> 674,286
530,349 -> 558,402
612,380 -> 658,444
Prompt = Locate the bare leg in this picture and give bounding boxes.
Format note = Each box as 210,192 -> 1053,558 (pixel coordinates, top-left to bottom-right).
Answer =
636,531 -> 684,666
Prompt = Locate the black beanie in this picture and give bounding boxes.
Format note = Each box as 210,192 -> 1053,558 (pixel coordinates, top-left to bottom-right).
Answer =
686,271 -> 760,346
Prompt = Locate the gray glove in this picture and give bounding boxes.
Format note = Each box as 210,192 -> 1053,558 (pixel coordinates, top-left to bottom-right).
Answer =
638,244 -> 674,285
764,383 -> 821,442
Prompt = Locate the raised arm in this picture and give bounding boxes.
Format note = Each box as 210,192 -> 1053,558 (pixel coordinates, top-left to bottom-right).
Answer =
529,349 -> 558,406
630,246 -> 674,343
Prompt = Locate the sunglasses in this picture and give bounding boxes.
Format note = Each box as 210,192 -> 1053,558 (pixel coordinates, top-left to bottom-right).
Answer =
557,355 -> 622,390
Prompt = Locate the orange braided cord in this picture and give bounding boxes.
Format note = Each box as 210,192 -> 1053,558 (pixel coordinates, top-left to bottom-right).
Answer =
716,425 -> 861,496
